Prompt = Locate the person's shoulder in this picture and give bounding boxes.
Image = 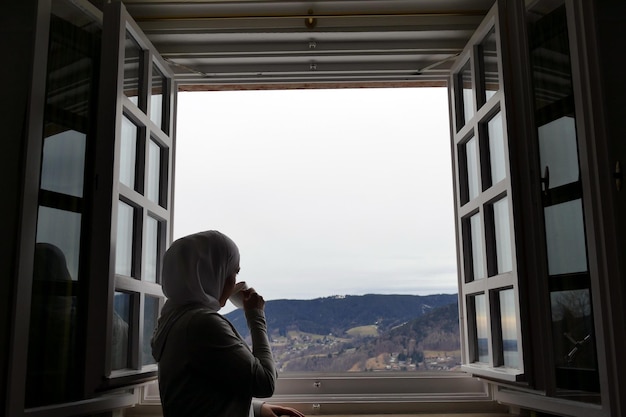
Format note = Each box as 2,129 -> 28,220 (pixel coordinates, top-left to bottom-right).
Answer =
186,309 -> 231,332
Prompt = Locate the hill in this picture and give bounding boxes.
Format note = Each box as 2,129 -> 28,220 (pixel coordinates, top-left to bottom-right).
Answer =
225,293 -> 458,339
224,294 -> 461,372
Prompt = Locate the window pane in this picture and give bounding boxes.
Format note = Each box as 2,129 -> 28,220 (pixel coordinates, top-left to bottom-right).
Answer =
147,139 -> 161,204
499,289 -> 519,369
150,64 -> 165,129
112,292 -> 131,370
27,243 -> 79,407
466,136 -> 480,201
124,33 -> 142,106
538,116 -> 579,190
41,129 -> 86,198
144,216 -> 159,283
550,289 -> 596,370
493,197 -> 513,274
116,201 -> 134,276
473,294 -> 489,363
36,206 -> 81,280
487,112 -> 506,185
479,27 -> 500,103
544,199 -> 587,275
470,213 -> 486,280
143,296 -> 160,366
460,60 -> 474,125
120,116 -> 138,189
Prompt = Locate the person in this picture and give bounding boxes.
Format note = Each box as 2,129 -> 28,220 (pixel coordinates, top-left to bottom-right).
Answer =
151,230 -> 305,417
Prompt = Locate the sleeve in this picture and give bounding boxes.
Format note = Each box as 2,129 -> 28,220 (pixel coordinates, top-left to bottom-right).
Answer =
251,400 -> 264,417
186,310 -> 277,398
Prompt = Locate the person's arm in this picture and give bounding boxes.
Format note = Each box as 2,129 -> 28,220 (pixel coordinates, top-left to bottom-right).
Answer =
187,311 -> 275,396
245,307 -> 277,397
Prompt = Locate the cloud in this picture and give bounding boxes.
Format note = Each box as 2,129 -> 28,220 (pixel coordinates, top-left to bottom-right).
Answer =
174,87 -> 457,302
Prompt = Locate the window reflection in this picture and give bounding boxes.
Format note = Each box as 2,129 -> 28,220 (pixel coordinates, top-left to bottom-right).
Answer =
466,136 -> 480,201
544,199 -> 587,275
460,60 -> 474,125
538,116 -> 579,190
36,206 -> 81,280
479,27 -> 499,104
112,292 -> 131,370
27,243 -> 78,407
550,289 -> 595,370
40,129 -> 86,198
124,33 -> 143,106
493,197 -> 512,274
144,216 -> 159,283
499,289 -> 519,369
150,64 -> 165,129
116,201 -> 134,276
27,0 -> 101,405
143,296 -> 159,366
528,0 -> 599,398
120,116 -> 138,190
470,213 -> 486,280
487,112 -> 506,185
473,294 -> 489,363
147,139 -> 161,204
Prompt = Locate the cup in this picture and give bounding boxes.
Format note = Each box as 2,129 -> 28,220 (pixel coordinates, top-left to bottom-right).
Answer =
229,281 -> 248,309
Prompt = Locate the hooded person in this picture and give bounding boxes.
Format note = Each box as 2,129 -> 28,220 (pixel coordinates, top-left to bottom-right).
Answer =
150,230 -> 305,417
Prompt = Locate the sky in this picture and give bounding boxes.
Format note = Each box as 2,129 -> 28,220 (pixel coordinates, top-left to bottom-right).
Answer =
173,87 -> 458,310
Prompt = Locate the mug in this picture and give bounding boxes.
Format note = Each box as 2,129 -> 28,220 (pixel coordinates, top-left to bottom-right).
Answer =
229,281 -> 248,309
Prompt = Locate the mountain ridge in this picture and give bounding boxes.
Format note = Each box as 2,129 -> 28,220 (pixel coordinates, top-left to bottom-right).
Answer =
225,293 -> 458,339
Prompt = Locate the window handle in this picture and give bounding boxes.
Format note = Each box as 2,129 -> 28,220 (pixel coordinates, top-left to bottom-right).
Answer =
541,165 -> 550,195
614,161 -> 622,191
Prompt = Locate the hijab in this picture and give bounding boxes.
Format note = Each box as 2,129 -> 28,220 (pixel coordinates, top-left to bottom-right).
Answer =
151,230 -> 240,361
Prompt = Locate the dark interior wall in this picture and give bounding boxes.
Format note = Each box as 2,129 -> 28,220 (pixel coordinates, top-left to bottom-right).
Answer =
0,0 -> 48,414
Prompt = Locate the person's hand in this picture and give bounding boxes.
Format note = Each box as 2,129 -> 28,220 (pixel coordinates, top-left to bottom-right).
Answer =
260,403 -> 306,417
242,287 -> 265,311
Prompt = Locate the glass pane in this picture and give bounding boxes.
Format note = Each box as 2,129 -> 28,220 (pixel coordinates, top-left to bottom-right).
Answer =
480,27 -> 500,103
120,116 -> 138,189
144,216 -> 159,283
466,136 -> 480,201
150,64 -> 165,129
124,32 -> 142,106
460,60 -> 474,124
550,289 -> 596,370
27,243 -> 79,407
538,116 -> 579,190
487,112 -> 506,185
147,139 -> 161,204
116,201 -> 134,276
143,296 -> 160,366
493,197 -> 513,274
26,0 -> 100,406
470,213 -> 486,280
41,129 -> 86,198
36,207 -> 81,280
112,291 -> 131,370
474,293 -> 489,363
544,199 -> 587,275
499,289 -> 519,368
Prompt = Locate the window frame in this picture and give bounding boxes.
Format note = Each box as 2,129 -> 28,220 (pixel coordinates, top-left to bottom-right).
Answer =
449,2 -> 525,382
84,0 -> 174,394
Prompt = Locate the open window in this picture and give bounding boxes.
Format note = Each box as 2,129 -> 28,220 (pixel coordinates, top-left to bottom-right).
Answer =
84,0 -> 174,392
449,3 -> 524,382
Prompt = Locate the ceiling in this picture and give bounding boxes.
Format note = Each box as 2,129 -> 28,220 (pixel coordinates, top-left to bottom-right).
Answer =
119,0 -> 496,90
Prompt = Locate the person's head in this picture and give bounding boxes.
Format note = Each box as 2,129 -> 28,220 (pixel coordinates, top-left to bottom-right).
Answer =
161,230 -> 240,311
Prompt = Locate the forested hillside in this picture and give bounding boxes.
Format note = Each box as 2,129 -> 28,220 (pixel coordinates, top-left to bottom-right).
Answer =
225,294 -> 461,372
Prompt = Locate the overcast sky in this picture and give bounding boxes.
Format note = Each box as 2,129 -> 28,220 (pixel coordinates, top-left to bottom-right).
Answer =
173,87 -> 458,310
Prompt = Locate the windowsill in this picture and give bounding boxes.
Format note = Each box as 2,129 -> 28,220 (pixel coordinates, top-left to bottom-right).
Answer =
461,364 -> 524,382
127,371 -> 511,416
